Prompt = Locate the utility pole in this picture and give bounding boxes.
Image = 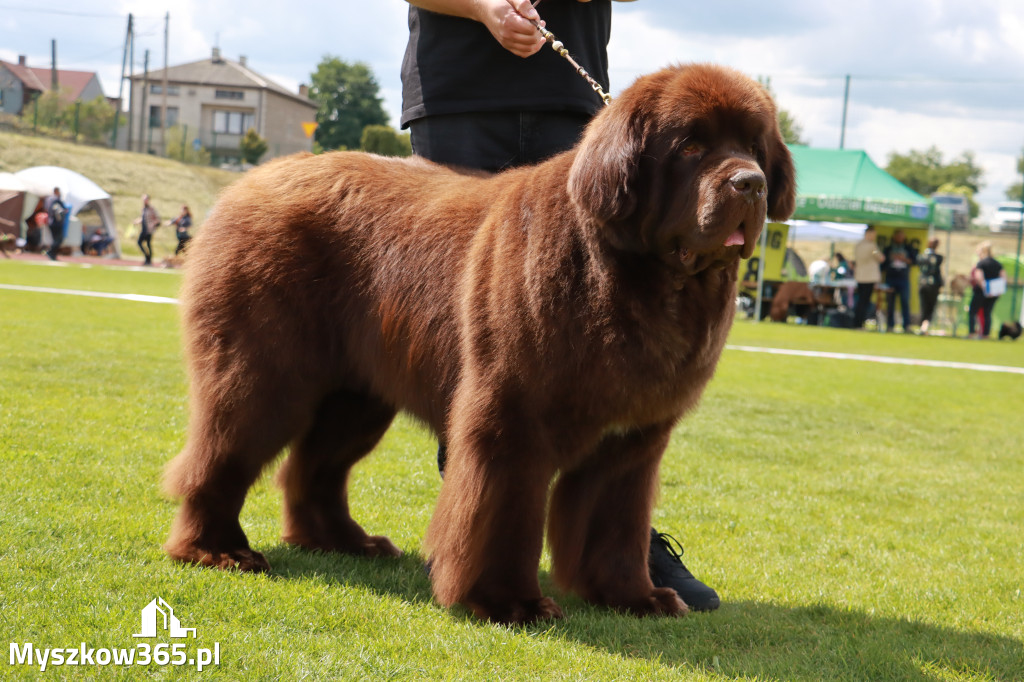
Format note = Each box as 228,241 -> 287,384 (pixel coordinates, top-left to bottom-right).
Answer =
138,49 -> 149,153
839,74 -> 850,149
127,17 -> 135,152
1012,177 -> 1024,321
162,11 -> 169,156
111,13 -> 133,148
50,39 -> 58,91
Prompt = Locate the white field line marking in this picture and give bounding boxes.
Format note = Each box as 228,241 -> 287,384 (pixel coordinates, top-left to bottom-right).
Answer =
726,344 -> 1024,376
2,283 -> 1021,375
0,283 -> 178,305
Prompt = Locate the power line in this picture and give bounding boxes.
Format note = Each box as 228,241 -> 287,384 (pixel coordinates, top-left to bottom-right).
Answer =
0,4 -> 124,18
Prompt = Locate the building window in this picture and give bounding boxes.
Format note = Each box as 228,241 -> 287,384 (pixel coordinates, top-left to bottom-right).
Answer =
212,110 -> 255,135
150,84 -> 180,96
148,105 -> 180,128
215,89 -> 244,101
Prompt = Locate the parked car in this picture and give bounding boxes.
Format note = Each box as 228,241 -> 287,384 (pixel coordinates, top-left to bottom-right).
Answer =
932,193 -> 970,230
992,201 -> 1024,233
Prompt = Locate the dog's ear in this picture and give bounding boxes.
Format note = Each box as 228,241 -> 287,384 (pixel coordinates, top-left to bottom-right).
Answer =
568,100 -> 647,225
765,121 -> 796,222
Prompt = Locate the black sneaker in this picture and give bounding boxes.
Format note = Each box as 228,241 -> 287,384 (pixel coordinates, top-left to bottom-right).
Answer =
648,529 -> 720,611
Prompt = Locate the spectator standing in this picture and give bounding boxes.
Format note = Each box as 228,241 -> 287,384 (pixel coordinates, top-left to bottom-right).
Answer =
968,241 -> 1006,338
43,187 -> 69,261
401,0 -> 720,611
883,229 -> 918,332
134,194 -> 161,265
171,205 -> 193,255
853,226 -> 885,328
917,237 -> 944,335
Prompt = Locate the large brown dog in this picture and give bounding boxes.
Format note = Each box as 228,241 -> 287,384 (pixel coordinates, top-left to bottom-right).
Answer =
164,63 -> 796,624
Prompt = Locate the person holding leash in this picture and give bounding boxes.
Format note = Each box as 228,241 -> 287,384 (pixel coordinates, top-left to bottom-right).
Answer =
401,0 -> 721,611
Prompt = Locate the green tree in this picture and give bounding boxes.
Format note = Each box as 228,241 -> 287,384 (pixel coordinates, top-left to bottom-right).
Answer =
23,89 -> 120,144
309,57 -> 388,151
30,88 -> 73,131
758,78 -> 806,145
360,125 -> 412,157
1006,149 -> 1024,201
885,146 -> 984,196
76,95 -> 121,144
165,125 -> 211,165
240,128 -> 269,165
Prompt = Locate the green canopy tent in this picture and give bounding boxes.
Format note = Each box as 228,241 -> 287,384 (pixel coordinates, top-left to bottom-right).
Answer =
788,146 -> 953,229
753,146 -> 953,320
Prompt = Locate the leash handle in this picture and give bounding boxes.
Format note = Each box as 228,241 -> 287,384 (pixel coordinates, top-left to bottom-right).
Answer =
522,2 -> 612,106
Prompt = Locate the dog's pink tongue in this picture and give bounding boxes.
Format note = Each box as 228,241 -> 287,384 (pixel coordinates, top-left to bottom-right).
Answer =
724,229 -> 745,247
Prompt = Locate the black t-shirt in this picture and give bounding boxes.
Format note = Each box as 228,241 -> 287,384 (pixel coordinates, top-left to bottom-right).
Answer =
973,256 -> 1004,293
918,249 -> 944,287
401,1 -> 611,127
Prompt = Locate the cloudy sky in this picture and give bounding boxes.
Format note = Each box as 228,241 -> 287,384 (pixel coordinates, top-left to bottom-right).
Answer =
3,0 -> 1024,219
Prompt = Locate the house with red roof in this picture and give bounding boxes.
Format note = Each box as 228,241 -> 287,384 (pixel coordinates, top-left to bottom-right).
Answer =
0,55 -> 106,115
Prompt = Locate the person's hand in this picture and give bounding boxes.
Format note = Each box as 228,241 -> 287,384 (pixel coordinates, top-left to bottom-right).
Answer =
477,0 -> 546,58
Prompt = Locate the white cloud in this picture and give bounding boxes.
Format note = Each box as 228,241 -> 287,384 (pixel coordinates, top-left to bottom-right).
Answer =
5,0 -> 1024,216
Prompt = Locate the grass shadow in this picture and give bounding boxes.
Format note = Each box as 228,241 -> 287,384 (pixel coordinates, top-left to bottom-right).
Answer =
259,544 -> 1022,679
253,540 -> 1015,679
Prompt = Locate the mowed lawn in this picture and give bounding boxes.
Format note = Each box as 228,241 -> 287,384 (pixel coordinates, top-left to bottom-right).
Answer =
1,259 -> 1022,681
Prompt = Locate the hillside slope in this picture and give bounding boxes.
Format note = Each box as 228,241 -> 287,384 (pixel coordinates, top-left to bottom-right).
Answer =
1,131 -> 238,260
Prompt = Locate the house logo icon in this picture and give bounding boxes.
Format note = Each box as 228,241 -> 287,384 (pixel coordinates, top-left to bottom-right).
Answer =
132,597 -> 197,638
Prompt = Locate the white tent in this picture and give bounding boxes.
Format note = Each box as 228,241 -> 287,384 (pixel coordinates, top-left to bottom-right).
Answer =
0,173 -> 29,243
13,166 -> 121,257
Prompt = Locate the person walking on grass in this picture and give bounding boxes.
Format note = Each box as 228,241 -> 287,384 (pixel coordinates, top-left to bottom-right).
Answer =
134,194 -> 160,265
967,241 -> 1006,339
853,226 -> 885,328
43,187 -> 69,261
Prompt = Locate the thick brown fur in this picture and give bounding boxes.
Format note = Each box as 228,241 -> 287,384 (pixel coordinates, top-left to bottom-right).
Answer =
163,64 -> 796,624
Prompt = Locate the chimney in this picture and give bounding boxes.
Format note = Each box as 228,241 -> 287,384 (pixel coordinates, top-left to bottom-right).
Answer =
239,55 -> 247,68
18,55 -> 27,66
299,84 -> 309,98
211,47 -> 221,61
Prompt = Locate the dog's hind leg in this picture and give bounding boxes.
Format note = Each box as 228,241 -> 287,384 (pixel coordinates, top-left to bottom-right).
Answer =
163,380 -> 308,573
547,424 -> 688,617
278,390 -> 401,557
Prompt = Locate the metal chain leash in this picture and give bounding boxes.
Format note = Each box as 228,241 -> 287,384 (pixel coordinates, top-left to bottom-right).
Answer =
524,1 -> 612,106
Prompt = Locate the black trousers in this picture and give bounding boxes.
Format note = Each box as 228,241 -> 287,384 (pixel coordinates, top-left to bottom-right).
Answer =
46,221 -> 65,259
968,293 -> 997,336
854,282 -> 876,328
138,231 -> 153,264
919,283 -> 941,324
409,111 -> 591,173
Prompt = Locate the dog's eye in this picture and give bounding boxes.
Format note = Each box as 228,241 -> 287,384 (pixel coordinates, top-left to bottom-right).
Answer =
749,143 -> 759,156
682,143 -> 702,157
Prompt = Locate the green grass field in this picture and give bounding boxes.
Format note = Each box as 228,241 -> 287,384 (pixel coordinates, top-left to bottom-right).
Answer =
1,259 -> 1022,681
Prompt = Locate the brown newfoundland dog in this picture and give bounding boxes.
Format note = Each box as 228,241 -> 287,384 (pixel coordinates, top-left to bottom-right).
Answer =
164,63 -> 796,624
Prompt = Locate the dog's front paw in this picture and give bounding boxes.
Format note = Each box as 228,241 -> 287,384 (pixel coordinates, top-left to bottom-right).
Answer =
362,535 -> 402,558
627,587 -> 688,617
468,596 -> 565,625
167,544 -> 270,573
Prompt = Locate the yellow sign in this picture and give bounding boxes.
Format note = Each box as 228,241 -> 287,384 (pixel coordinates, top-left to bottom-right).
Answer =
301,122 -> 318,138
740,222 -> 789,290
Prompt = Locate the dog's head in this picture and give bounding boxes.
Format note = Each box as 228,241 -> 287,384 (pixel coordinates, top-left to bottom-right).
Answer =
568,63 -> 796,274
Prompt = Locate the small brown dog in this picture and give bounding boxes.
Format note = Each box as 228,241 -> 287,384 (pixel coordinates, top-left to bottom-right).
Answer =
163,63 -> 796,624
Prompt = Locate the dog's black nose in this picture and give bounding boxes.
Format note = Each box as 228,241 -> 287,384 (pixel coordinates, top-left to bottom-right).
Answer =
730,170 -> 766,199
